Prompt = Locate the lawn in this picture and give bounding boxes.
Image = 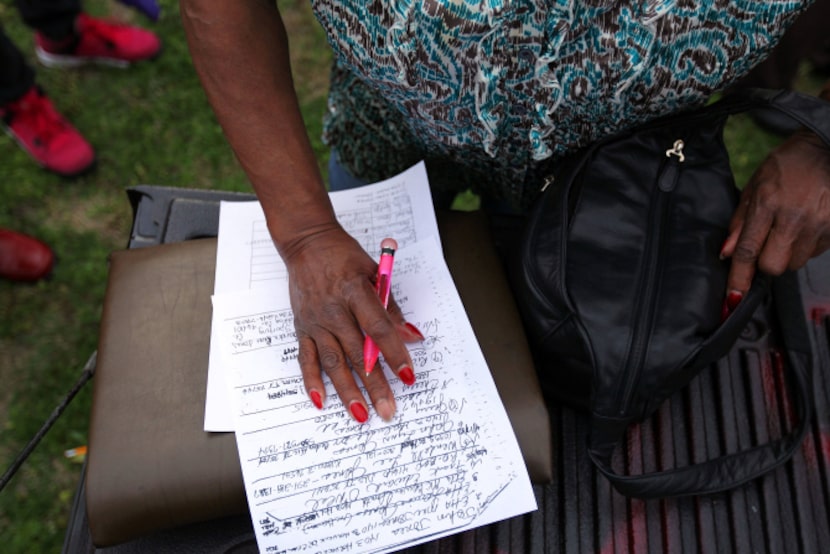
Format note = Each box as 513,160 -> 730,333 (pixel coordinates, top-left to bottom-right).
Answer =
0,1 -> 822,552
0,1 -> 330,551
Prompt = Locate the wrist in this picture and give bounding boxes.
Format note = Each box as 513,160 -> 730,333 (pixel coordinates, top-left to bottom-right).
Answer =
260,193 -> 343,261
250,172 -> 341,260
269,217 -> 344,262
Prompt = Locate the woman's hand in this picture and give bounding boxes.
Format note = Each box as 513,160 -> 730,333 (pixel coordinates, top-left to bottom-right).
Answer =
720,129 -> 830,313
282,226 -> 423,423
181,1 -> 423,421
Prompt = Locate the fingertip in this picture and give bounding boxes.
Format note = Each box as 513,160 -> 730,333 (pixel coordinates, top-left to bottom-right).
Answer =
397,364 -> 416,386
374,397 -> 397,422
725,257 -> 754,303
309,389 -> 323,410
720,231 -> 739,260
399,322 -> 425,342
726,290 -> 744,312
349,401 -> 369,423
721,288 -> 745,322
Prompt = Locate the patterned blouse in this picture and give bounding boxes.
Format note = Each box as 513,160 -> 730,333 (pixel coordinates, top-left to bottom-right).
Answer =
311,0 -> 810,208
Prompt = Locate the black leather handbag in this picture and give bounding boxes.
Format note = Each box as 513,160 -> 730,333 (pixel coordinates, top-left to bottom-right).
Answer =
514,89 -> 830,498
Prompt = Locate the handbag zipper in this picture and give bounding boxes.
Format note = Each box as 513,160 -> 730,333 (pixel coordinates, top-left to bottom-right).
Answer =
617,140 -> 684,416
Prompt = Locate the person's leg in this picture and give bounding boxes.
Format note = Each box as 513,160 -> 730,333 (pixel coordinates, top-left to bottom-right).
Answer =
0,26 -> 35,105
1,22 -> 95,177
15,0 -> 161,68
15,0 -> 80,41
1,81 -> 96,176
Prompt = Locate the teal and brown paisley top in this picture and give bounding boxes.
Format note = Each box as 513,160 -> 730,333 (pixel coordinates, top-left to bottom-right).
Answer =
312,0 -> 811,207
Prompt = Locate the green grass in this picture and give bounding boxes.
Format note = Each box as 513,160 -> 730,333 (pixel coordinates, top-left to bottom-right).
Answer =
0,1 -> 330,551
0,1 -> 826,551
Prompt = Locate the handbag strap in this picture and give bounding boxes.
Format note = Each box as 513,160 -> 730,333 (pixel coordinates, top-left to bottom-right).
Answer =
587,271 -> 814,498
721,88 -> 830,144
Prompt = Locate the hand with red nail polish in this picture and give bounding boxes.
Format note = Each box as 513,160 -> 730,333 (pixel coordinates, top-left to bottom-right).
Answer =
180,1 -> 427,425
279,228 -> 421,424
721,129 -> 830,301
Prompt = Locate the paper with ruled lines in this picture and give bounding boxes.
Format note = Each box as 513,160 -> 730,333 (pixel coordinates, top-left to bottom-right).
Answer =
211,237 -> 536,554
205,162 -> 440,431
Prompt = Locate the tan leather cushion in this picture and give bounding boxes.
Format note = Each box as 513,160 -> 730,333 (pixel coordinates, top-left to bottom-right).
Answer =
437,212 -> 552,484
85,211 -> 552,547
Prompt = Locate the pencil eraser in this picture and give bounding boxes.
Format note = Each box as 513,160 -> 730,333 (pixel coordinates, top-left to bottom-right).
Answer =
381,238 -> 398,251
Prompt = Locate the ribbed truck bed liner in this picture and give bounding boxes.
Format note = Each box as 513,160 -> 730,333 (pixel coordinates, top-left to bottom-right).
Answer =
404,252 -> 830,554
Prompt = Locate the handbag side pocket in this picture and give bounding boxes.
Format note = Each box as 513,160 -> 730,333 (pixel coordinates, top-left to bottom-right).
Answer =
535,313 -> 594,412
513,158 -> 594,408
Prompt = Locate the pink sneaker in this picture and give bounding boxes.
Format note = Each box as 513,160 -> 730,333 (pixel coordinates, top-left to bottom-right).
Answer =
35,13 -> 161,68
1,86 -> 96,177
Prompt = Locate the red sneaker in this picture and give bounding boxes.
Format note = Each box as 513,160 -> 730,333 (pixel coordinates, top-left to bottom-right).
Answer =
35,13 -> 161,69
0,229 -> 55,282
1,86 -> 96,177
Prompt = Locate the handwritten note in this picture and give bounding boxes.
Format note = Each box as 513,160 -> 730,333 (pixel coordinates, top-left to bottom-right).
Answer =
206,162 -> 440,431
212,238 -> 537,554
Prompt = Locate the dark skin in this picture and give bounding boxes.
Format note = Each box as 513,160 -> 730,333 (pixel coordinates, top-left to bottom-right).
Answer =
181,1 -> 830,418
286,229 -> 421,422
722,97 -> 830,308
180,0 -> 421,424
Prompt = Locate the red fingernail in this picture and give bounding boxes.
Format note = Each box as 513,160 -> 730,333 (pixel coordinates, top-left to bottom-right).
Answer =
721,299 -> 730,322
349,401 -> 368,423
309,390 -> 323,410
398,366 -> 416,386
403,322 -> 425,341
726,291 -> 743,311
721,290 -> 744,322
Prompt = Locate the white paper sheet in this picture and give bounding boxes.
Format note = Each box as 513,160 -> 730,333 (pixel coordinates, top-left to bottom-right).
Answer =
206,162 -> 441,430
211,238 -> 537,554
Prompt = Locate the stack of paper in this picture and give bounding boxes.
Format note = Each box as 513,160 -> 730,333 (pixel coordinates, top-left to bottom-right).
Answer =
209,162 -> 536,553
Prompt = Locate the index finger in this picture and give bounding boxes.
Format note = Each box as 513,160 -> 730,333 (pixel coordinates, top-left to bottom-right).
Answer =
352,288 -> 416,386
727,198 -> 774,295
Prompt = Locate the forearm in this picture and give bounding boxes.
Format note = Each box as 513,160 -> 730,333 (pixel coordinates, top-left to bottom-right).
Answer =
180,0 -> 337,256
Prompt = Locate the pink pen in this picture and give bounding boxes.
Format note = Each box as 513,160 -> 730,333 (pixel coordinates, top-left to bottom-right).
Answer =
364,238 -> 397,376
